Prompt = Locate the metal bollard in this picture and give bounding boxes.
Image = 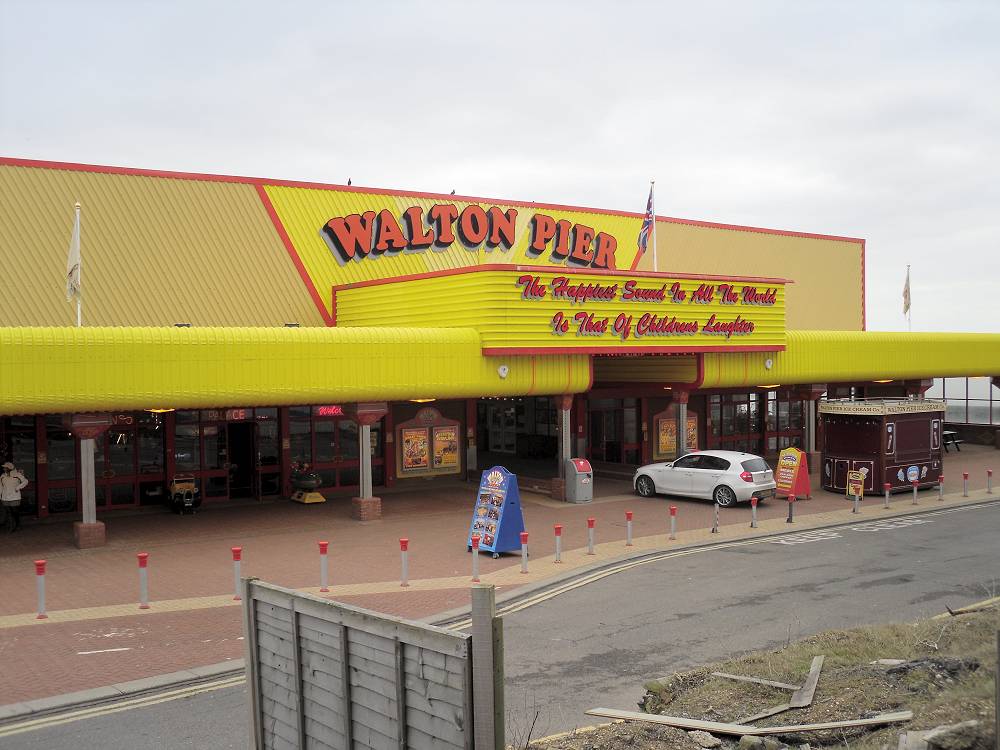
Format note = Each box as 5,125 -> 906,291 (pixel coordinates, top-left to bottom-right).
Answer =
963,471 -> 969,497
35,559 -> 47,620
786,494 -> 795,523
554,524 -> 562,563
988,469 -> 993,494
853,492 -> 860,514
625,510 -> 633,546
231,547 -> 242,601
669,505 -> 677,540
750,497 -> 758,528
520,532 -> 529,574
884,482 -> 891,509
711,502 -> 720,534
911,479 -> 919,505
470,535 -> 480,582
318,541 -> 330,592
137,552 -> 150,610
399,538 -> 409,587
938,474 -> 944,502
586,517 -> 595,555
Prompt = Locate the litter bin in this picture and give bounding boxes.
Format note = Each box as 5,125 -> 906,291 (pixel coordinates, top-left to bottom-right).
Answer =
565,458 -> 594,503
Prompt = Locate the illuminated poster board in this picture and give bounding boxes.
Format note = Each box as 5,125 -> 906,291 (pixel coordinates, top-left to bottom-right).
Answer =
395,407 -> 461,477
466,466 -> 525,555
652,406 -> 699,460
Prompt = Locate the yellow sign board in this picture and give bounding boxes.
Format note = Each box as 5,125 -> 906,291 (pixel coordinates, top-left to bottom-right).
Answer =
847,470 -> 865,498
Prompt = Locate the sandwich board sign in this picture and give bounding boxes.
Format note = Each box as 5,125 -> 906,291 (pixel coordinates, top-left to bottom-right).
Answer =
847,470 -> 865,498
775,447 -> 811,499
467,466 -> 525,557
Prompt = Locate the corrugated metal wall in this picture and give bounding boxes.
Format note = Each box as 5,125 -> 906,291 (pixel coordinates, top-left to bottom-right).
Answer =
0,164 -> 325,326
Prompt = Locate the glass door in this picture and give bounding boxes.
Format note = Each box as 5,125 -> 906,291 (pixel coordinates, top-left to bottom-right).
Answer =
488,406 -> 516,454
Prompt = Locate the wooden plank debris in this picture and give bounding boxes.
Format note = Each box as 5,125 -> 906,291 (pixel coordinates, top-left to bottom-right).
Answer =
711,672 -> 800,691
740,655 -> 824,723
583,708 -> 913,736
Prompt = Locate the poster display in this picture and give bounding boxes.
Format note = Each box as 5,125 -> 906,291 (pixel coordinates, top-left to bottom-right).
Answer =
654,414 -> 699,459
467,466 -> 525,555
433,426 -> 459,468
401,428 -> 429,472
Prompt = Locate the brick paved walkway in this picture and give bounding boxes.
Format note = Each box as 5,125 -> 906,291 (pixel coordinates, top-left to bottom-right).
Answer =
0,445 -> 995,705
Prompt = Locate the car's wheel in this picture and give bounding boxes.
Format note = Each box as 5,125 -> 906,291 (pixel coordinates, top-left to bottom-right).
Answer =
713,485 -> 737,507
635,475 -> 656,498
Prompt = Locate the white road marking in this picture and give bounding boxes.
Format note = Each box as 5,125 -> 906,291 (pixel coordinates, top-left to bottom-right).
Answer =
76,647 -> 133,655
770,529 -> 843,545
850,517 -> 933,532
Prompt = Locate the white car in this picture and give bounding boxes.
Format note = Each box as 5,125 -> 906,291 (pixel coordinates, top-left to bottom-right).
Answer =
633,450 -> 776,506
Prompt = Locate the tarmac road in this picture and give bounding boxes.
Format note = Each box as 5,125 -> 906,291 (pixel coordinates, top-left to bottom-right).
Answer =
4,501 -> 998,749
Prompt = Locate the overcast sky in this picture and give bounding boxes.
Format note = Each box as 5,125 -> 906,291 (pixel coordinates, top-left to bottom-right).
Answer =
2,1 -> 997,333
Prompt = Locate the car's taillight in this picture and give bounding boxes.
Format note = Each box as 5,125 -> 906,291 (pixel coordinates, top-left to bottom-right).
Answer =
739,471 -> 754,483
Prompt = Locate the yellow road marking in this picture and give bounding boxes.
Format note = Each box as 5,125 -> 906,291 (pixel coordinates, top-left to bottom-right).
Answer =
0,675 -> 245,737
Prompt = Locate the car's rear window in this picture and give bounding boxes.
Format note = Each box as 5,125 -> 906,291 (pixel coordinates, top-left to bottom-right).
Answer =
741,458 -> 769,472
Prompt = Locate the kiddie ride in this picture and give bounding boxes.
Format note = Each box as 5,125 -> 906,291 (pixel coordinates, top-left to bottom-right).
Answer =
169,474 -> 202,515
290,462 -> 326,504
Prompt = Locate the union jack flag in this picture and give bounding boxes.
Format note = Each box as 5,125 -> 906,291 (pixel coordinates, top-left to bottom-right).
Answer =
637,185 -> 654,255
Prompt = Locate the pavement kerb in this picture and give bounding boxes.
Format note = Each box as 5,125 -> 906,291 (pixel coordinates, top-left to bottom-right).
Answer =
1,489 -> 994,630
0,659 -> 245,726
0,491 -> 995,727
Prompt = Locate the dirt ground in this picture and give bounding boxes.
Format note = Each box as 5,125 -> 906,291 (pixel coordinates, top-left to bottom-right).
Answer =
527,606 -> 998,750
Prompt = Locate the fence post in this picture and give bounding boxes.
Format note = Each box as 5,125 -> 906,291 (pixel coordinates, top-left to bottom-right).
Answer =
318,541 -> 330,592
711,502 -> 720,534
399,538 -> 409,587
750,497 -> 758,528
786,495 -> 795,523
553,524 -> 562,563
35,559 -> 47,620
625,510 -> 633,546
884,482 -> 891,509
520,532 -> 529,574
669,505 -> 677,540
938,475 -> 944,502
471,584 -> 504,750
912,479 -> 919,505
963,471 -> 969,497
137,552 -> 150,609
231,547 -> 242,601
471,535 -> 480,583
586,517 -> 595,555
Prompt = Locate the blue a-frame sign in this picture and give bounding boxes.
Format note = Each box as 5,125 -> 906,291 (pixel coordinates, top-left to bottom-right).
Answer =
466,466 -> 526,557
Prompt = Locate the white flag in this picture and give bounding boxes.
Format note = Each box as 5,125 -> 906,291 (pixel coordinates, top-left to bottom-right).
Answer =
902,266 -> 911,316
66,204 -> 81,302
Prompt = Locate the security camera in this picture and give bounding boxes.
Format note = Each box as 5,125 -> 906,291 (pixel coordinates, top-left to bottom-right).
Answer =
498,365 -> 509,379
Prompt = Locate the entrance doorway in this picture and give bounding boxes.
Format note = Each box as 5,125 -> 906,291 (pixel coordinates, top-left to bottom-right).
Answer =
227,422 -> 256,499
587,398 -> 641,465
487,405 -> 516,454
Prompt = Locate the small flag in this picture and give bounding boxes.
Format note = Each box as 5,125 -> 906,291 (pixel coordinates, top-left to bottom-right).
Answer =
902,266 -> 911,316
637,185 -> 654,256
66,204 -> 81,302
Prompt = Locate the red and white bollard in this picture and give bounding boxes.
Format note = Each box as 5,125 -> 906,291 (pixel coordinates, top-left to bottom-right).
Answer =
669,505 -> 677,540
625,510 -> 634,546
938,475 -> 944,502
853,490 -> 861,514
520,532 -> 529,574
137,552 -> 150,609
586,517 -> 595,555
553,524 -> 563,563
884,482 -> 891,509
988,469 -> 993,494
470,535 -> 480,582
963,471 -> 969,497
399,538 -> 409,587
35,559 -> 47,620
911,479 -> 919,505
711,502 -> 720,534
786,494 -> 796,523
231,547 -> 242,601
318,541 -> 330,592
750,497 -> 758,528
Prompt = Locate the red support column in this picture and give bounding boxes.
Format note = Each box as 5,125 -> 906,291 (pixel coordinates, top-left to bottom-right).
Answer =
279,407 -> 292,498
465,398 -> 477,483
384,407 -> 396,488
35,414 -> 49,519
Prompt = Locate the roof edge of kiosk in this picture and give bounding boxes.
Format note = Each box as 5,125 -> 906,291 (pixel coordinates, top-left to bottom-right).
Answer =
0,326 -> 593,415
702,331 -> 1000,388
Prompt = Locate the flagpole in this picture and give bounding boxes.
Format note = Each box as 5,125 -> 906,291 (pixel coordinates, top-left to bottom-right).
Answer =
75,202 -> 82,328
650,179 -> 657,272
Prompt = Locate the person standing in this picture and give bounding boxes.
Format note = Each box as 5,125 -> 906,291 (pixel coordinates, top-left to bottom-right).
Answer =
1,462 -> 29,532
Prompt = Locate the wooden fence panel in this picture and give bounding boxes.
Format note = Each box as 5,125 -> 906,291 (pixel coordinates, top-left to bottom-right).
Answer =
244,579 -> 474,750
